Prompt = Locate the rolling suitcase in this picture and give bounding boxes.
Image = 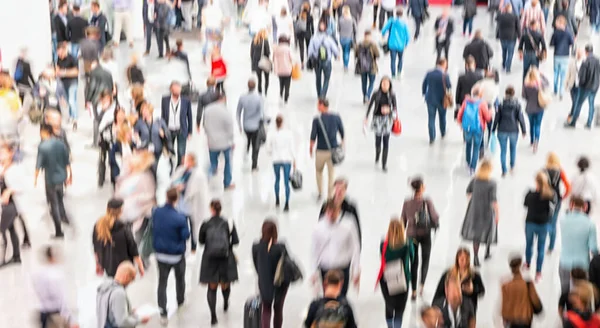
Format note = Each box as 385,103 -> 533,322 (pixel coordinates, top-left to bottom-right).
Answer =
243,295 -> 261,328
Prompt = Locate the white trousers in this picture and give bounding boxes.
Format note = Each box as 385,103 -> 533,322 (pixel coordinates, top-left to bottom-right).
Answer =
181,2 -> 194,31
112,10 -> 133,44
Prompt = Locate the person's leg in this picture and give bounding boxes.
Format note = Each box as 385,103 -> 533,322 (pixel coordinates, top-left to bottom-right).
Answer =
414,16 -> 421,38
157,261 -> 171,316
341,39 -> 351,69
500,40 -> 507,70
315,65 -> 323,96
145,24 -> 153,52
553,57 -> 560,94
390,50 -> 398,77
524,222 -> 534,268
535,111 -> 544,143
559,57 -> 569,97
375,135 -> 382,162
68,83 -> 78,121
174,257 -> 186,305
250,131 -> 260,170
256,70 -> 264,94
272,285 -> 289,328
183,2 -> 193,30
124,12 -> 133,44
112,11 -> 123,44
223,148 -> 233,187
207,285 -> 218,323
98,146 -> 107,186
283,76 -> 291,102
379,6 -> 386,30
393,292 -> 409,327
340,266 -> 351,297
297,33 -> 306,64
559,266 -> 571,293
264,72 -> 270,95
322,62 -> 332,97
468,18 -> 474,34
261,299 -> 274,328
397,51 -> 404,75
325,153 -> 335,198
465,132 -> 474,167
177,131 -> 187,167
570,88 -> 586,125
197,0 -> 204,28
6,224 -> 20,261
381,134 -> 390,169
156,29 -> 164,57
315,151 -> 327,197
45,184 -> 63,236
367,74 -> 376,99
497,132 -> 508,174
535,224 -> 548,274
548,201 -> 561,251
437,106 -> 447,138
527,113 -> 535,144
373,4 -> 379,27
279,76 -> 285,98
208,149 -> 219,176
435,43 -> 443,62
463,18 -> 468,34
71,43 -> 80,58
220,282 -> 231,310
470,132 -> 482,170
508,132 -> 518,170
410,239 -> 420,291
283,163 -> 291,206
361,73 -> 368,99
18,215 -> 30,246
586,91 -> 597,127
444,41 -> 450,62
426,103 -> 436,142
273,163 -> 282,204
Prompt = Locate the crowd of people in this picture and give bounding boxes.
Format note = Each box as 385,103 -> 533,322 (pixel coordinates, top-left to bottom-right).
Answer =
2,0 -> 600,327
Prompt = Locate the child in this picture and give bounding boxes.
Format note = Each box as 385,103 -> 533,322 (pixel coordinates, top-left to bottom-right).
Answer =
210,47 -> 227,93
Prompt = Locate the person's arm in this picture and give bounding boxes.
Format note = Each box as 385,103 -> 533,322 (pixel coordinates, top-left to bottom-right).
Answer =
560,169 -> 572,199
427,198 -> 440,227
236,99 -> 243,131
124,226 -> 144,276
549,33 -> 556,47
491,105 -> 500,132
445,74 -> 452,90
111,289 -> 142,327
180,215 -> 191,241
365,94 -> 377,119
304,302 -> 318,328
252,244 -> 259,272
337,115 -> 345,144
198,222 -> 207,244
349,221 -> 361,280
381,19 -> 391,36
466,179 -> 474,196
196,98 -> 205,130
481,102 -> 492,123
309,118 -> 317,156
539,33 -> 547,52
517,105 -> 527,134
518,35 -> 525,53
230,224 -> 240,246
400,200 -> 409,227
422,73 -> 428,97
472,273 -> 486,298
433,272 -> 448,300
590,224 -> 599,256
455,78 -> 463,107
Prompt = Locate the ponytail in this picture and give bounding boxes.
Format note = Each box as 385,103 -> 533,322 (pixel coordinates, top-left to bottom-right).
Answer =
95,209 -> 120,245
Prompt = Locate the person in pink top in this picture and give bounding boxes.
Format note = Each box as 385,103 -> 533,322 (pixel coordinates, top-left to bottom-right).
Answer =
273,36 -> 294,105
457,86 -> 493,174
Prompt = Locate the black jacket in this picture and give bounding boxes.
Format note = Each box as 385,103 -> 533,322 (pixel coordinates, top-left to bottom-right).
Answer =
67,16 -> 89,43
432,296 -> 476,328
53,15 -> 69,43
92,220 -> 139,277
463,39 -> 494,70
579,55 -> 600,91
198,216 -> 239,283
496,12 -> 520,41
89,12 -> 109,45
434,17 -> 454,43
434,269 -> 486,312
196,87 -> 219,128
455,70 -> 483,107
14,59 -> 36,88
590,254 -> 600,293
318,198 -> 362,246
492,97 -> 526,133
85,65 -> 114,107
252,241 -> 288,302
250,40 -> 271,72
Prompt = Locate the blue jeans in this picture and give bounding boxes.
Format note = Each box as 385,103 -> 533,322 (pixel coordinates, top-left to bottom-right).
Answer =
527,112 -> 544,144
315,61 -> 333,97
66,82 -> 78,120
525,222 -> 549,273
547,201 -> 562,251
202,28 -> 222,57
52,34 -> 58,64
197,0 -> 204,28
523,53 -> 539,80
208,148 -> 233,188
340,38 -> 352,69
426,102 -> 447,142
463,18 -> 474,34
273,163 -> 291,204
542,6 -> 549,22
390,50 -> 404,77
70,43 -> 80,58
570,88 -> 597,127
553,56 -> 569,96
361,73 -> 376,100
464,130 -> 482,170
145,23 -> 154,52
171,130 -> 188,167
497,132 -> 517,174
500,39 -> 516,71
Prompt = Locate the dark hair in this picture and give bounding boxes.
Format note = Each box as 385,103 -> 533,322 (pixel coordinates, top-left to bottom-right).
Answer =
40,124 -> 53,135
364,30 -> 371,37
571,196 -> 586,209
585,44 -> 594,54
73,5 -> 81,11
58,0 -> 68,8
278,36 -> 290,44
58,42 -> 68,50
166,188 -> 179,204
529,19 -> 537,26
91,1 -> 100,8
509,256 -> 522,274
206,76 -> 216,87
324,270 -> 344,285
410,177 -> 424,192
248,79 -> 256,91
437,58 -> 447,67
572,267 -> 588,280
275,115 -> 283,128
577,156 -> 590,172
396,8 -> 403,16
170,80 -> 181,89
505,85 -> 515,97
318,97 -> 329,107
210,199 -> 222,216
100,89 -> 112,100
261,219 -> 278,243
44,245 -> 55,261
113,106 -> 124,123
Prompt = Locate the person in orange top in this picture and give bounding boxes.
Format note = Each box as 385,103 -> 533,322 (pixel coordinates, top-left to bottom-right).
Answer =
210,47 -> 227,94
545,152 -> 572,253
457,86 -> 493,174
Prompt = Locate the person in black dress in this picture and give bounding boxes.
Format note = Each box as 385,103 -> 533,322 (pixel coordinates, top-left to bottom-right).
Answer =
434,248 -> 485,312
199,199 -> 239,326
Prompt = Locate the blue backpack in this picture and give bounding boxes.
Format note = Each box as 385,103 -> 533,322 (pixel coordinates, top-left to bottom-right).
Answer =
462,99 -> 482,134
13,62 -> 23,81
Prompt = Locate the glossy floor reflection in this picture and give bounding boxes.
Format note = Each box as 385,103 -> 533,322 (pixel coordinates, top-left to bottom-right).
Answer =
2,5 -> 600,328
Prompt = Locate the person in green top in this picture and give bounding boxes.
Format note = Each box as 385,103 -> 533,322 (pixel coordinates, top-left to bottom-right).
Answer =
376,218 -> 414,328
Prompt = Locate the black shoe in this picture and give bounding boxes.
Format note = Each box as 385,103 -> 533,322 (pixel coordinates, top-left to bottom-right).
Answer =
283,204 -> 289,212
51,234 -> 65,239
382,166 -> 388,173
211,317 -> 218,326
0,258 -> 21,267
275,199 -> 280,207
22,241 -> 31,249
474,256 -> 481,267
484,252 -> 492,260
224,301 -> 229,312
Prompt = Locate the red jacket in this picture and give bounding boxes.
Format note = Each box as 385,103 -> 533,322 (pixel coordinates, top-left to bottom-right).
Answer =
211,57 -> 227,80
457,95 -> 492,132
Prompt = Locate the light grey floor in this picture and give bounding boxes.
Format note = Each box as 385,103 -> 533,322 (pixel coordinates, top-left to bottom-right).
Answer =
2,5 -> 600,328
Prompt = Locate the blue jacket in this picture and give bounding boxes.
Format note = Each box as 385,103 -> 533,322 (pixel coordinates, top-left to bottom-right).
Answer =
559,210 -> 599,270
308,32 -> 340,62
409,0 -> 428,18
381,18 -> 410,52
422,68 -> 451,106
161,95 -> 193,138
133,117 -> 171,155
152,204 -> 190,255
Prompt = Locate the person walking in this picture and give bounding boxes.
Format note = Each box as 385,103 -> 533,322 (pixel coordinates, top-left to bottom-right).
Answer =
197,77 -> 219,131
565,45 -> 600,129
181,0 -> 194,31
161,81 -> 193,167
237,79 -> 265,171
338,6 -> 357,72
204,93 -> 235,190
251,30 -> 271,95
56,42 -> 79,130
153,188 -> 190,324
112,0 -> 134,47
309,98 -> 344,199
273,36 -> 294,104
457,86 -> 493,173
381,8 -> 410,79
501,256 -> 543,328
109,122 -> 134,187
492,86 -> 526,176
552,0 -> 578,36
304,270 -> 358,328
89,1 -> 109,50
432,275 -> 477,328
97,91 -> 118,187
433,248 -> 485,311
520,0 -> 546,34
455,56 -> 483,117
375,218 -> 414,328
134,103 -> 171,167
294,2 -> 314,69
53,1 -> 69,46
252,220 -> 291,328
523,171 -> 556,281
155,0 -> 173,59
93,198 -> 145,277
422,58 -> 452,144
463,0 -> 477,36
401,177 -> 440,301
199,199 -> 239,326
355,31 -> 380,103
550,16 -> 575,100
562,284 -> 600,327
67,5 -> 88,57
318,178 -> 362,245
85,60 -> 114,147
267,115 -> 296,211
463,30 -> 494,70
379,0 -> 395,30
544,152 -> 571,253
518,20 -> 546,80
590,0 -> 600,34
210,47 -> 227,93
497,4 -> 520,73
565,48 -> 586,123
274,7 -> 295,42
434,8 -> 454,62
460,159 -> 499,266
0,143 -> 24,267
142,0 -> 157,55
570,156 -> 598,214
365,76 -> 396,171
522,66 -> 548,152
408,0 -> 427,39
308,20 -> 339,98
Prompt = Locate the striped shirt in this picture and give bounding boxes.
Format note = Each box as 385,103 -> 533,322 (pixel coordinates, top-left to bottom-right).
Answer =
520,4 -> 545,34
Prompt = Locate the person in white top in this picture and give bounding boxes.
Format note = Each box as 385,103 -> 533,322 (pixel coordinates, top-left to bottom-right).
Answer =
202,0 -> 226,60
571,156 -> 598,214
311,199 -> 361,297
274,7 -> 294,43
249,0 -> 272,37
100,48 -> 119,93
267,115 -> 296,211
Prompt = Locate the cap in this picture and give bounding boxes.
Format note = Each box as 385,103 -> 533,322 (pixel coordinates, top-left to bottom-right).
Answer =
107,198 -> 124,210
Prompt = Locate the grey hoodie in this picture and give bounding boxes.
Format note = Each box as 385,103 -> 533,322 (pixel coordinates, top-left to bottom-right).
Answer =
96,280 -> 140,328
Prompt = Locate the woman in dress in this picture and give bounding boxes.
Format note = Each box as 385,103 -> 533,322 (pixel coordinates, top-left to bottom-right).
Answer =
434,248 -> 485,312
267,115 -> 295,211
250,29 -> 271,95
375,218 -> 414,328
544,152 -> 571,253
523,66 -> 548,153
252,219 -> 290,328
401,177 -> 440,301
199,199 -> 239,326
365,76 -> 397,172
461,159 -> 499,266
210,47 -> 227,93
273,36 -> 293,105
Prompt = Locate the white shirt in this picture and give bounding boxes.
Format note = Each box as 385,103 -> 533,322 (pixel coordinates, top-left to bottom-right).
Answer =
147,2 -> 155,22
381,0 -> 396,10
311,214 -> 361,275
571,171 -> 598,202
203,5 -> 224,29
575,59 -> 584,87
168,96 -> 181,130
275,15 -> 294,39
250,6 -> 271,33
268,0 -> 290,17
32,265 -> 72,322
100,59 -> 120,84
267,128 -> 295,163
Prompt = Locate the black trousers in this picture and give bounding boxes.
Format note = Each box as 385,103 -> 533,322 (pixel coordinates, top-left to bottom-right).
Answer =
380,280 -> 408,321
261,284 -> 289,328
40,311 -> 60,328
436,40 -> 450,62
410,234 -> 432,290
379,8 -> 393,30
414,16 -> 423,38
156,28 -> 171,57
1,224 -> 20,263
375,134 -> 390,168
255,69 -> 269,94
98,144 -> 109,187
245,130 -> 260,169
296,32 -> 311,64
157,257 -> 186,316
278,75 -> 291,102
320,265 -> 350,297
45,183 -> 68,236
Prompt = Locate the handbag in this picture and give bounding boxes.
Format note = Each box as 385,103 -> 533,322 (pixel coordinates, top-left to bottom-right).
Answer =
391,116 -> 402,136
378,239 -> 408,295
526,281 -> 543,314
291,63 -> 302,80
273,248 -> 303,286
257,40 -> 272,72
289,170 -> 303,190
381,20 -> 394,54
317,115 -> 345,165
538,88 -> 551,108
442,74 -> 453,109
257,120 -> 267,145
138,217 -> 154,259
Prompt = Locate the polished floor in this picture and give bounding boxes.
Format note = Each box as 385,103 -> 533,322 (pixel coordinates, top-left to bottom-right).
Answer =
1,5 -> 600,328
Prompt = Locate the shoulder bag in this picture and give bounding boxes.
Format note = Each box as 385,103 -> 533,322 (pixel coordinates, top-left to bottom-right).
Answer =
442,74 -> 453,109
317,115 -> 345,165
527,32 -> 546,61
258,40 -> 273,72
526,281 -> 543,314
379,239 -> 408,295
273,247 -> 304,286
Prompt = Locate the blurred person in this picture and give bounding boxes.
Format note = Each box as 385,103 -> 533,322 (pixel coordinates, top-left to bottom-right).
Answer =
97,90 -> 118,187
44,109 -> 71,155
501,256 -> 542,328
53,1 -> 69,45
382,8 -> 410,78
125,54 -> 145,86
462,30 -> 494,70
251,30 -> 271,95
89,1 -> 109,50
34,67 -> 67,115
421,306 -> 444,328
168,39 -> 193,80
565,45 -> 600,129
558,268 -> 589,314
161,81 -> 193,167
210,47 -> 227,93
142,0 -> 157,55
180,0 -> 194,31
518,20 -> 546,80
111,0 -> 134,47
434,248 -> 485,311
133,102 -> 171,167
522,66 -> 548,152
155,0 -> 173,59
274,7 -> 294,42
96,261 -> 151,327
273,36 -> 294,104
355,31 -> 380,104
304,270 -> 358,328
563,283 -> 600,327
67,5 -> 89,57
408,0 -> 428,39
267,115 -> 295,211
492,86 -> 526,176
571,156 -> 598,215
109,122 -> 135,187
80,27 -> 101,73
13,49 -> 37,102
455,56 -> 483,117
463,0 -> 477,36
544,152 -> 571,253
550,15 -> 575,99
338,6 -> 357,72
318,178 -> 362,245
34,124 -> 72,239
249,0 -> 271,38
56,42 -> 80,130
0,73 -> 23,146
434,8 -> 454,63
552,1 -> 578,36
565,48 -> 586,122
129,84 -> 146,115
432,274 -> 476,328
378,0 -> 395,30
457,86 -> 492,173
204,92 -> 235,189
237,79 -> 265,171
0,143 -> 25,267
294,2 -> 314,69
520,0 -> 545,34
307,20 -> 339,98
93,198 -> 144,277
496,4 -> 520,73
201,0 -> 225,60
85,60 -> 113,147
460,160 -> 499,266
422,58 -> 451,144
375,218 -> 414,328
196,77 -> 219,131
401,177 -> 440,300
365,77 -> 396,171
199,199 -> 240,326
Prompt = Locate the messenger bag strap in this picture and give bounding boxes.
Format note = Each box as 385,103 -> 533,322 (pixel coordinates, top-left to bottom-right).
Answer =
317,115 -> 333,151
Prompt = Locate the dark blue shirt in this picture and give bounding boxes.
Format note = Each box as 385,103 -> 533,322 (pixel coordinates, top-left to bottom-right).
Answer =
152,204 -> 190,255
310,113 -> 345,150
550,30 -> 574,57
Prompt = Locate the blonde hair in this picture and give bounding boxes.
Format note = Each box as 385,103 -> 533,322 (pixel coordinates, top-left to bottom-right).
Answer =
0,73 -> 13,89
117,123 -> 131,143
253,29 -> 267,45
535,171 -> 555,200
131,84 -> 145,104
141,102 -> 154,116
342,5 -> 351,17
129,150 -> 155,173
524,66 -> 541,87
449,248 -> 472,281
476,159 -> 493,180
387,218 -> 406,249
95,207 -> 122,245
546,152 -> 561,169
101,47 -> 114,61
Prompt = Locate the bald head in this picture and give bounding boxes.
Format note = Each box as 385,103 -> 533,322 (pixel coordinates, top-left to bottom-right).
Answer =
114,261 -> 137,286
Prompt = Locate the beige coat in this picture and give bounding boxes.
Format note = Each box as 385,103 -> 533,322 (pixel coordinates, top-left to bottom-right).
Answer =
565,58 -> 581,90
171,166 -> 210,242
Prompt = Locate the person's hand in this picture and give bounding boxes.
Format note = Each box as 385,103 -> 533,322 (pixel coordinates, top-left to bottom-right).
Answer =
463,281 -> 474,294
70,324 -> 80,328
66,176 -> 72,186
96,263 -> 104,276
292,161 -> 296,169
140,316 -> 151,324
495,216 -> 499,223
187,134 -> 191,141
34,177 -> 38,188
231,144 -> 236,150
309,149 -> 314,158
519,52 -> 523,60
159,129 -> 165,138
176,184 -> 185,192
138,265 -> 145,277
363,118 -> 368,126
197,126 -> 201,133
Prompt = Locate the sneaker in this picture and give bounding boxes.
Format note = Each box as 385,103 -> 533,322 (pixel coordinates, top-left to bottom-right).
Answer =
51,234 -> 65,239
535,272 -> 542,282
275,199 -> 280,208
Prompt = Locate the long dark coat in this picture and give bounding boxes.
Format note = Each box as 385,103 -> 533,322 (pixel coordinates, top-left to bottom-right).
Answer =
199,216 -> 239,284
252,241 -> 289,302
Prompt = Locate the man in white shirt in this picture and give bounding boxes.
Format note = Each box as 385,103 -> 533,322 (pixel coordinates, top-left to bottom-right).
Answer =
161,81 -> 193,167
311,199 -> 361,297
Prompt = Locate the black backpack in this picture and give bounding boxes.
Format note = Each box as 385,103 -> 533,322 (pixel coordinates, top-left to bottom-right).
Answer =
205,220 -> 230,259
414,200 -> 432,236
356,45 -> 373,74
546,169 -> 562,199
311,299 -> 348,328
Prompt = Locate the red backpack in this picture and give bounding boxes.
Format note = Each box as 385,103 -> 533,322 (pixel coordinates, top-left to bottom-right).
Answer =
566,311 -> 600,328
